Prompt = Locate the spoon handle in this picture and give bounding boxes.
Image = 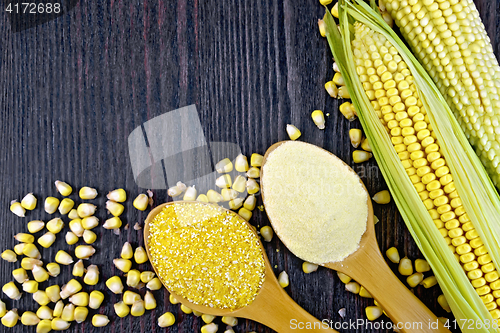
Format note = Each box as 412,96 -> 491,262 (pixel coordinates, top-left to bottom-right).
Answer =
243,277 -> 338,333
338,243 -> 450,333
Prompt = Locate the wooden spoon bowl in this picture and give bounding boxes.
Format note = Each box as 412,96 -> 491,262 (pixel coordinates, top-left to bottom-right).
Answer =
260,141 -> 450,333
144,201 -> 337,332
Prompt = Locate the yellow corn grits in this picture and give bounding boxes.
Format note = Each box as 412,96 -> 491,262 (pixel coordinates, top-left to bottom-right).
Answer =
148,202 -> 265,310
262,141 -> 368,264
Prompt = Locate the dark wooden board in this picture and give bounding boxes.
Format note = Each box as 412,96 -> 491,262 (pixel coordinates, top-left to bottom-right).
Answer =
0,0 -> 499,332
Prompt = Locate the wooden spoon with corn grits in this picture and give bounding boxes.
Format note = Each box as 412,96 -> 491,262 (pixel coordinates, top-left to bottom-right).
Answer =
144,201 -> 337,333
261,141 -> 450,333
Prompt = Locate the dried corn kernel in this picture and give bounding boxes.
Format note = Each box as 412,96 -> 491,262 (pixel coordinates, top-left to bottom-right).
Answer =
55,250 -> 73,265
216,158 -> 233,173
422,276 -> 438,289
46,263 -> 60,277
140,271 -> 155,283
134,246 -> 148,264
232,176 -> 247,193
260,226 -> 273,242
345,281 -> 361,294
60,279 -> 82,299
216,175 -> 232,189
51,318 -> 70,330
339,102 -> 356,121
106,200 -> 124,217
311,110 -> 326,129
36,306 -> 53,320
325,81 -> 338,98
407,273 -> 424,288
69,219 -> 85,237
103,216 -> 122,229
121,242 -> 133,259
106,276 -> 124,294
3,281 -> 21,300
37,232 -> 56,248
79,186 -> 98,200
386,247 -> 400,264
55,180 -> 72,196
21,193 -> 37,210
415,259 -> 431,273
158,312 -> 175,327
47,218 -> 64,234
44,197 -> 59,214
32,265 -> 49,282
77,203 -> 96,218
229,198 -> 244,210
2,309 -> 18,328
23,280 -> 39,293
278,271 -> 289,288
1,250 -> 17,262
250,153 -> 263,167
131,300 -> 145,317
399,257 -> 413,276
58,198 -> 75,215
372,190 -> 391,204
15,233 -> 34,243
37,319 -> 52,333
73,260 -> 84,277
133,194 -> 149,210
286,124 -> 301,141
74,307 -> 88,323
302,262 -> 319,274
107,188 -> 126,202
146,278 -> 162,291
68,209 -> 79,219
349,129 -> 362,148
206,190 -> 223,203
114,301 -> 130,317
126,269 -> 141,288
235,154 -> 249,172
33,290 -> 50,306
27,220 -> 44,233
82,216 -> 99,229
359,286 -> 372,298
438,294 -> 451,313
83,265 -> 99,286
246,167 -> 260,179
92,314 -> 109,327
12,268 -> 28,284
353,150 -> 372,163
75,245 -> 95,259
238,207 -> 252,221
365,306 -> 383,321
21,258 -> 43,270
65,232 -> 79,245
10,200 -> 26,217
89,290 -> 104,309
46,285 -> 60,303
83,229 -> 97,244
69,292 -> 89,307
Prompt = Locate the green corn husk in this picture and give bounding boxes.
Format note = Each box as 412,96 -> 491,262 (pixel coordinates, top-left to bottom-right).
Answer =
323,1 -> 500,332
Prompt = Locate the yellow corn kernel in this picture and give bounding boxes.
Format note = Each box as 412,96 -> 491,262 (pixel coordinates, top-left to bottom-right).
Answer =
119,242 -> 133,260
89,290 -> 104,309
10,200 -> 26,217
1,250 -> 17,263
246,179 -> 260,194
286,124 -> 301,141
82,230 -> 97,244
33,290 -> 50,306
140,271 -> 155,283
13,245 -> 24,257
65,232 -> 79,245
202,314 -> 215,324
21,258 -> 43,270
131,300 -> 145,317
407,272 -> 424,288
69,219 -> 84,237
260,226 -> 273,242
158,312 -> 175,327
196,194 -> 209,202
77,203 -> 96,218
74,307 -> 88,323
46,285 -> 60,303
345,281 -> 361,294
221,189 -> 238,201
372,190 -> 391,204
126,269 -> 141,288
83,265 -> 99,286
243,195 -> 257,211
333,72 -> 345,86
386,247 -> 400,263
206,190 -> 223,203
215,158 -> 233,173
68,209 -> 79,220
82,216 -> 99,230
437,294 -> 451,313
92,314 -> 109,327
37,319 -> 52,333
0,300 -> 5,317
353,150 -> 373,163
340,102 -> 357,121
278,271 -> 289,288
222,316 -> 238,327
21,193 -> 37,210
325,81 -> 338,98
422,276 -> 438,289
27,220 -> 44,233
365,306 -> 383,321
318,19 -> 326,37
55,180 -> 72,196
15,233 -> 34,243
46,263 -> 60,277
246,167 -> 260,179
415,259 -> 431,273
37,232 -> 56,248
106,200 -> 124,217
58,198 -> 75,215
238,207 -> 252,221
51,318 -> 71,330
79,186 -> 98,200
106,276 -> 124,294
23,280 -> 39,293
178,304 -> 191,314
72,260 -> 84,277
1,309 -> 18,328
75,245 -> 95,259
337,272 -> 352,284
69,292 -> 89,307
55,250 -> 73,265
250,153 -> 263,167
134,246 -> 148,264
361,138 -> 372,152
32,265 -> 49,282
398,257 -> 413,276
234,154 -> 249,172
103,216 -> 122,229
53,301 -> 64,318
146,278 -> 162,290
12,268 -> 28,284
349,129 -> 363,148
46,218 -> 64,234
36,306 -> 53,320
228,198 -> 243,210
107,188 -> 127,202
311,110 -> 326,129
114,301 -> 130,318
3,281 -> 21,300
201,323 -> 219,333
44,197 -> 60,214
145,291 -> 156,310
21,311 -> 40,326
359,286 -> 372,298
113,258 -> 132,273
133,194 -> 149,210
302,262 -> 319,274
216,174 -> 232,189
169,294 -> 180,304
60,279 -> 82,299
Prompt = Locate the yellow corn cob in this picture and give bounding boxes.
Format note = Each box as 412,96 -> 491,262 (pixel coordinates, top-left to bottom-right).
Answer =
351,22 -> 500,318
381,0 -> 500,189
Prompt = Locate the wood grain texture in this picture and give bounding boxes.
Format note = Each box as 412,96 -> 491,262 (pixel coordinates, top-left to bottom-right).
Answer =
0,0 -> 498,332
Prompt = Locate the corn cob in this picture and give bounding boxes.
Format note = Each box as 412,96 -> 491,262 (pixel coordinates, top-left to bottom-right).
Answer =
323,1 -> 500,329
380,0 -> 500,189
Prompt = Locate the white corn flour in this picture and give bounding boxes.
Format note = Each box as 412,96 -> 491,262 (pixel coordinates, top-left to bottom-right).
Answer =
262,141 -> 368,264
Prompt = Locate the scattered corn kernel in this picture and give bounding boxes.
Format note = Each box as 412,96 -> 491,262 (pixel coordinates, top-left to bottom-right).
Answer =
61,303 -> 76,322
337,272 -> 352,284
246,179 -> 260,195
372,190 -> 391,204
60,279 -> 82,299
77,203 -> 96,218
92,314 -> 109,327
72,260 -> 84,277
1,309 -> 18,328
23,243 -> 41,259
158,312 -> 175,327
3,281 -> 21,300
65,232 -> 79,245
51,318 -> 70,330
216,175 -> 232,189
68,209 -> 79,219
132,193 -> 149,210
415,259 -> 431,273
38,232 -> 56,248
58,198 -> 74,215
302,262 -> 319,274
82,230 -> 97,244
106,276 -> 124,294
36,306 -> 53,320
46,218 -> 64,234
23,280 -> 39,293
169,294 -> 180,304
74,307 -> 88,323
21,311 -> 40,326
318,19 -> 326,37
21,193 -> 37,210
332,72 -> 344,86
361,138 -> 372,152
21,258 -> 43,270
126,269 -> 141,288
340,102 -> 356,121
106,200 -> 124,217
386,247 -> 400,264
55,250 -> 73,265
107,188 -> 126,202
180,304 -> 192,314
13,243 -> 25,255
75,245 -> 95,259
53,301 -> 64,318
33,290 -> 50,306
14,233 -> 34,243
325,81 -> 338,98
44,197 -> 59,214
238,207 -> 252,221
398,257 -> 413,276
201,323 -> 218,333
438,294 -> 451,313
250,153 -> 263,167
12,268 -> 28,284
46,263 -> 60,277
278,271 -> 289,288
260,226 -> 273,242
37,319 -> 52,333
10,200 -> 26,217
69,292 -> 89,307
103,216 -> 122,229
46,285 -> 60,303
353,150 -> 372,163
338,86 -> 350,99
201,314 -> 215,324
27,220 -> 44,233
146,278 -> 162,291
311,110 -> 326,129
286,124 -> 301,141
365,306 -> 383,321
89,290 -> 104,309
206,190 -> 223,203
349,129 -> 362,148
235,154 -> 249,172
82,216 -> 99,230
407,273 -> 424,288
422,276 -> 438,289
144,291 -> 156,310
221,189 -> 238,201
232,175 -> 247,193
0,300 -> 4,317
140,271 -> 155,283
1,250 -> 17,263
229,198 -> 244,210
83,265 -> 99,286
79,186 -> 98,200
120,242 -> 133,259
54,180 -> 72,196
134,246 -> 148,264
32,265 -> 49,282
130,300 -> 145,317
359,286 -> 372,298
196,194 -> 209,202
222,316 -> 238,326
345,281 -> 361,294
246,167 -> 260,179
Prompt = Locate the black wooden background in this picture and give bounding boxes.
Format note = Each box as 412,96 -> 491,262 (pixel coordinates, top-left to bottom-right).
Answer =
1,0 -> 499,332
